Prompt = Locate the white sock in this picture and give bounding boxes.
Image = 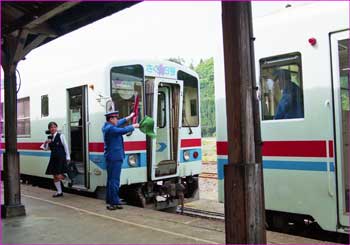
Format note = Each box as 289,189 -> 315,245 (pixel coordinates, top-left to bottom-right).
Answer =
54,181 -> 62,194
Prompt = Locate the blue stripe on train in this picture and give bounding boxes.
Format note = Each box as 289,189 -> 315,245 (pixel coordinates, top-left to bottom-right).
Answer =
217,159 -> 335,180
89,153 -> 147,170
5,149 -> 200,170
18,151 -> 51,157
10,150 -> 147,170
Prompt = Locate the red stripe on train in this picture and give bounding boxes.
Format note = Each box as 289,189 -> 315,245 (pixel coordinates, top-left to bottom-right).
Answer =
0,142 -> 147,152
216,141 -> 228,155
89,141 -> 146,152
262,141 -> 327,157
217,140 -> 332,158
180,139 -> 201,148
0,142 -> 42,150
328,141 -> 334,158
0,139 -> 204,151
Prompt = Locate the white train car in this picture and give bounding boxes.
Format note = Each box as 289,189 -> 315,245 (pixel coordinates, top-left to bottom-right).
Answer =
215,2 -> 349,233
2,59 -> 202,208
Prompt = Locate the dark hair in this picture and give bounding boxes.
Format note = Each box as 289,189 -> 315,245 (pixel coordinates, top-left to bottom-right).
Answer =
106,116 -> 117,121
48,121 -> 58,129
273,69 -> 291,81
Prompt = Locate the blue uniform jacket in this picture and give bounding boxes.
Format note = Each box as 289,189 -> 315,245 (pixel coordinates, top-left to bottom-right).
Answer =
102,118 -> 135,161
274,82 -> 304,119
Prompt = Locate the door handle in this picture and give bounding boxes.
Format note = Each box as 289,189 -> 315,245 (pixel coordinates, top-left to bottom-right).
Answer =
327,162 -> 334,197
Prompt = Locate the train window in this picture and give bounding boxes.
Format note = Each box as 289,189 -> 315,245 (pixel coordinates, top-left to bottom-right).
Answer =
17,97 -> 30,137
157,92 -> 166,128
110,65 -> 144,123
178,71 -> 199,127
41,95 -> 49,117
260,53 -> 304,120
0,102 -> 3,137
190,99 -> 197,116
338,38 -> 350,212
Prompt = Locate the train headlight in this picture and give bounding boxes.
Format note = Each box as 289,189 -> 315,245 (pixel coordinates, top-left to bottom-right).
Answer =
128,154 -> 138,167
183,151 -> 190,161
93,168 -> 102,175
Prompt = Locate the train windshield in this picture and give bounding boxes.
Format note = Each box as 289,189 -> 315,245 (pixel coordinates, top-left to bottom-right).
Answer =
110,65 -> 144,123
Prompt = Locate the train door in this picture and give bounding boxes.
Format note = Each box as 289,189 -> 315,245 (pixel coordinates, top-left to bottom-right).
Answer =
145,78 -> 183,180
330,30 -> 350,229
67,86 -> 89,189
156,86 -> 171,164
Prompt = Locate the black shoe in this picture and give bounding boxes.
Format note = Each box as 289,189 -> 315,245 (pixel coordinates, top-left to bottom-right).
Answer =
52,193 -> 63,198
106,205 -> 123,210
107,205 -> 117,210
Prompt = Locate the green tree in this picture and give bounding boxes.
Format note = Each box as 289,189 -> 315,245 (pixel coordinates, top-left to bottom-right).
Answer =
195,57 -> 216,137
167,57 -> 185,65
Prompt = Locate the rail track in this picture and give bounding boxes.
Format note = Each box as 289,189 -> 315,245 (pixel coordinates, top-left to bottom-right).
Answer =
175,206 -> 348,244
176,206 -> 224,220
199,172 -> 218,179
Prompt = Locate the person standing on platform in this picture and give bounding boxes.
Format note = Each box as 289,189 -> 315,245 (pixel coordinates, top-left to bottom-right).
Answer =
102,111 -> 139,210
41,121 -> 70,197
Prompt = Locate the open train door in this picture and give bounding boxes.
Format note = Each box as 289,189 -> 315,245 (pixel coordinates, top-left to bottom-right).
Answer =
67,85 -> 89,190
145,78 -> 183,181
330,30 -> 350,231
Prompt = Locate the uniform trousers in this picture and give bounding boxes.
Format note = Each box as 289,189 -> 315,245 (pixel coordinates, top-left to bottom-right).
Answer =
106,159 -> 123,205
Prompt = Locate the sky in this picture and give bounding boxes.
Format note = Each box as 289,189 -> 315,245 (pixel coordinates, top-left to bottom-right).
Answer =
1,1 -> 313,84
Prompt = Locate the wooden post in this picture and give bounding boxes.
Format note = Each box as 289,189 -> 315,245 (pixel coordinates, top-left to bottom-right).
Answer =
1,33 -> 27,218
1,28 -> 48,218
221,2 -> 266,243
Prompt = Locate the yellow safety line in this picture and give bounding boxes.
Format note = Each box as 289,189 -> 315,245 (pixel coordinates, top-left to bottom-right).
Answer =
23,194 -> 219,244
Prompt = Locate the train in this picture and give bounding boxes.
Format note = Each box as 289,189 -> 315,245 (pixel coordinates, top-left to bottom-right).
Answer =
215,2 -> 349,233
1,59 -> 202,209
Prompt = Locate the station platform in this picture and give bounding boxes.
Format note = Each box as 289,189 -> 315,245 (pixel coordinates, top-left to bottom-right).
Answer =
2,184 -> 336,244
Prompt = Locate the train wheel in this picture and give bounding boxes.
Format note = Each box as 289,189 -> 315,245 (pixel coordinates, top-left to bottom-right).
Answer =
124,187 -> 146,208
95,186 -> 107,200
133,188 -> 146,208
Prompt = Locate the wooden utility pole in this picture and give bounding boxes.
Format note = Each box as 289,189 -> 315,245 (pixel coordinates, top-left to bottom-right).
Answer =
1,29 -> 48,218
221,2 -> 266,243
1,31 -> 27,218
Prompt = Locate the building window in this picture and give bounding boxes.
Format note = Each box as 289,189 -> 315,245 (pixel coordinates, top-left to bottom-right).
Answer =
260,52 -> 304,120
41,95 -> 49,117
17,97 -> 30,136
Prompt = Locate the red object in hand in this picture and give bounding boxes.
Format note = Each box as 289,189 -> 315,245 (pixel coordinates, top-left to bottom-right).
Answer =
132,95 -> 139,124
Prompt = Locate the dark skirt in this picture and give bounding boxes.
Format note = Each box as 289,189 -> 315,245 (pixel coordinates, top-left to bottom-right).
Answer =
45,156 -> 68,175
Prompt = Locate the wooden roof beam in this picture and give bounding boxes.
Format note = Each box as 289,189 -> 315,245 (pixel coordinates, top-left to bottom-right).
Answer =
4,2 -> 79,35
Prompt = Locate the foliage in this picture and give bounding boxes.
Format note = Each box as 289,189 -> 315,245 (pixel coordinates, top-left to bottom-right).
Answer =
195,57 -> 216,137
167,57 -> 185,65
341,76 -> 349,111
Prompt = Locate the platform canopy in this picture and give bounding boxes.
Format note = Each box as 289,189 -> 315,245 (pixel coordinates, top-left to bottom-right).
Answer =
2,1 -> 140,52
